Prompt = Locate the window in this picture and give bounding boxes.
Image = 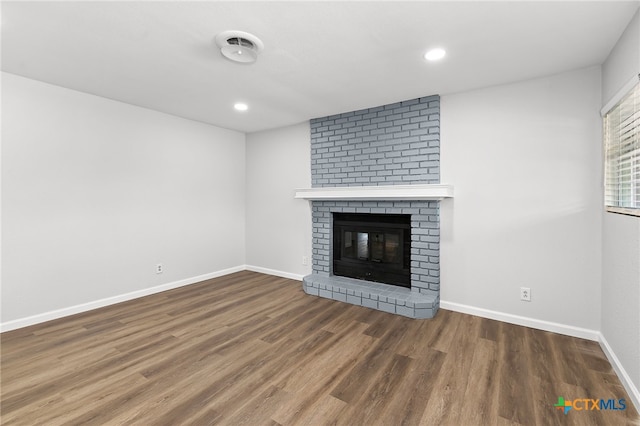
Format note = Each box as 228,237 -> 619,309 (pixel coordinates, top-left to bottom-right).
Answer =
603,76 -> 640,216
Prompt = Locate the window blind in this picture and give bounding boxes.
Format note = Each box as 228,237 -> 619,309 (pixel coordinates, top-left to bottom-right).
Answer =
604,78 -> 640,213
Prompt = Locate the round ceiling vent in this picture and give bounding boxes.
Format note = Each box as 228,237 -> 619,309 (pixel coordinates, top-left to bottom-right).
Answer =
215,30 -> 264,64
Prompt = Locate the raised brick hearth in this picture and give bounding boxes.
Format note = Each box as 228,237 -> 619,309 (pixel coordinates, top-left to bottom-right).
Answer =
303,274 -> 438,319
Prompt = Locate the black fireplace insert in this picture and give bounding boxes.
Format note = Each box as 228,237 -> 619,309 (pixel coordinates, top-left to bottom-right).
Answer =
333,213 -> 411,288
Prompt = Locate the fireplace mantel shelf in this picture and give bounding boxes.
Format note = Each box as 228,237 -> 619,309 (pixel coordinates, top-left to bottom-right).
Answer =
294,184 -> 453,201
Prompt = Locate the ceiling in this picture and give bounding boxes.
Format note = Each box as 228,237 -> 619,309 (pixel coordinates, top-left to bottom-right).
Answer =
2,1 -> 638,133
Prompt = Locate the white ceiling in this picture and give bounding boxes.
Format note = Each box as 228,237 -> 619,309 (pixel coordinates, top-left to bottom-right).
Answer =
2,1 -> 638,133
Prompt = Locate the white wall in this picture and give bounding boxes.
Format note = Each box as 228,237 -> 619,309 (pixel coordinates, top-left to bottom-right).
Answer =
602,9 -> 640,105
1,72 -> 246,325
245,122 -> 312,279
601,7 -> 640,405
602,215 -> 640,391
439,66 -> 603,332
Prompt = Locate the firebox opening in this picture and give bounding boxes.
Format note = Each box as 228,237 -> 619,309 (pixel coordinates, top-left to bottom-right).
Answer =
333,213 -> 411,288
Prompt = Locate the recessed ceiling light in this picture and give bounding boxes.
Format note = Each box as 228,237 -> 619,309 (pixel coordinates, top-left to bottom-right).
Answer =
424,48 -> 446,62
234,102 -> 248,111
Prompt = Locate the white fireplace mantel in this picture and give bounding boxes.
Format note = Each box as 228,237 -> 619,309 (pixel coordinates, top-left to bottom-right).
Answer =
294,184 -> 453,201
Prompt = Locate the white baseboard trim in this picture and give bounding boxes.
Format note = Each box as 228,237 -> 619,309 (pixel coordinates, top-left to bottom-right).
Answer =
245,265 -> 304,281
440,300 -> 600,341
0,265 -> 246,333
598,333 -> 640,412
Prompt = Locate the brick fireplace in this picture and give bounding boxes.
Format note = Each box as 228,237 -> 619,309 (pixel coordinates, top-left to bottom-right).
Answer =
296,95 -> 451,319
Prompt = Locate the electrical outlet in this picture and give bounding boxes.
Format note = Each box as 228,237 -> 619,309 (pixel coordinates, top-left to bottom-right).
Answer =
520,287 -> 531,302
156,263 -> 163,274
302,256 -> 309,266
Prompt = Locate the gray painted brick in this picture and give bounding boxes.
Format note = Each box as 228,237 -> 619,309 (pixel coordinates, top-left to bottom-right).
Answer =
379,301 -> 396,314
305,286 -> 319,296
415,308 -> 435,319
347,294 -> 362,305
308,96 -> 441,318
396,305 -> 415,318
319,289 -> 332,298
362,298 -> 378,309
332,291 -> 347,302
311,95 -> 439,187
401,98 -> 420,106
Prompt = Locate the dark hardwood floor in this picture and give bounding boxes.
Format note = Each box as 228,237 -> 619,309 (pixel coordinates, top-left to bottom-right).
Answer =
1,271 -> 638,425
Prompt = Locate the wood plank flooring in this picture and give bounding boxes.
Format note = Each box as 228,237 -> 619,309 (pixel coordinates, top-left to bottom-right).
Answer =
1,271 -> 638,425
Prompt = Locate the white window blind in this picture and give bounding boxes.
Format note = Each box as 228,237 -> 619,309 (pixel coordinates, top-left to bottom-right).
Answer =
604,77 -> 640,215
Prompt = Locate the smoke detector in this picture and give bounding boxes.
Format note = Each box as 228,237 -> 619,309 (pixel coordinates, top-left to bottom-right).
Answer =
215,30 -> 264,64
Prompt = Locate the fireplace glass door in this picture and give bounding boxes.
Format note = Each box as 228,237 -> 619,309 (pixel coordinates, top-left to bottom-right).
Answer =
342,231 -> 401,264
333,213 -> 410,288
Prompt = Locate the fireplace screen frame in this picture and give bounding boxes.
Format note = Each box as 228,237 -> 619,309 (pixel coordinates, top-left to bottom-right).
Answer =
332,213 -> 411,288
